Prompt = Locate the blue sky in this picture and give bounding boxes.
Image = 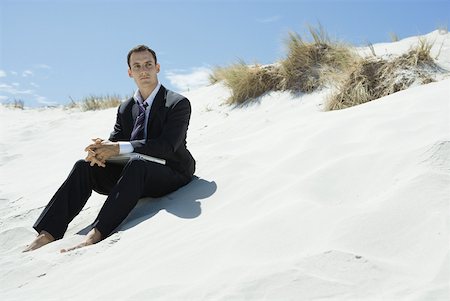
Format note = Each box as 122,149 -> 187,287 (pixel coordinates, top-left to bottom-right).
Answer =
0,0 -> 449,107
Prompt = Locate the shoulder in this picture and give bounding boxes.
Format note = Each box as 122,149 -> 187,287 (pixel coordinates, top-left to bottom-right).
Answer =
117,97 -> 135,113
162,86 -> 190,109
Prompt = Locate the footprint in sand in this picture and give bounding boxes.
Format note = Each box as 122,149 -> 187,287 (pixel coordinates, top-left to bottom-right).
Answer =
0,153 -> 23,166
421,140 -> 450,171
108,236 -> 121,245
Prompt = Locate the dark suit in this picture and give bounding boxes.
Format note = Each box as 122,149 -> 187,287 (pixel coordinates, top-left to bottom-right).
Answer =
34,85 -> 196,239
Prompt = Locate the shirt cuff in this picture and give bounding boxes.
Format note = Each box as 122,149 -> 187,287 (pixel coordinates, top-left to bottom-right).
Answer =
118,142 -> 134,154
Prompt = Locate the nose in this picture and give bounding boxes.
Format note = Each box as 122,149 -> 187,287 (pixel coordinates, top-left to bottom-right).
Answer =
140,69 -> 151,76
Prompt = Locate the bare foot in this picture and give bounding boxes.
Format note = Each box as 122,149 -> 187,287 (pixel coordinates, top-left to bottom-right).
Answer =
23,231 -> 55,252
60,228 -> 102,253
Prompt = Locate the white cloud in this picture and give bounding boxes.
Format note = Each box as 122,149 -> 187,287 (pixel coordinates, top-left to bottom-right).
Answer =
35,64 -> 51,69
256,15 -> 281,23
30,82 -> 40,88
165,67 -> 212,92
0,83 -> 34,95
0,70 -> 6,77
22,70 -> 34,77
11,71 -> 18,76
0,83 -> 53,106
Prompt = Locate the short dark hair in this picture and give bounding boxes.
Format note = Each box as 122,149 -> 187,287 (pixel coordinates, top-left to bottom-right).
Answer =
127,45 -> 157,68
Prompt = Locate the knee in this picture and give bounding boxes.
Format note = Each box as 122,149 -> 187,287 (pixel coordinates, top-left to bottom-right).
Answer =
118,158 -> 147,182
73,159 -> 90,171
124,157 -> 146,170
121,157 -> 152,178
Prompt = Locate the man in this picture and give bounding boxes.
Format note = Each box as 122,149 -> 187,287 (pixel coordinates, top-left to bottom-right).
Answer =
23,45 -> 196,252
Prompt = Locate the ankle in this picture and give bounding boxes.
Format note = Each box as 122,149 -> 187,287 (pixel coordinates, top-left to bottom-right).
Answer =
39,230 -> 55,242
91,228 -> 103,240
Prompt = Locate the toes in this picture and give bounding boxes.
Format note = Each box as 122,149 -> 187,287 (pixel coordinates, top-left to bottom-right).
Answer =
60,242 -> 87,253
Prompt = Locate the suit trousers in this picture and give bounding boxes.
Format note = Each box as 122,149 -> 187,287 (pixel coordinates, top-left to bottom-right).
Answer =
33,157 -> 191,239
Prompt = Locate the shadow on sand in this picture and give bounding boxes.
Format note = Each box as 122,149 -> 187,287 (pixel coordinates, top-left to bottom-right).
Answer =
77,176 -> 217,235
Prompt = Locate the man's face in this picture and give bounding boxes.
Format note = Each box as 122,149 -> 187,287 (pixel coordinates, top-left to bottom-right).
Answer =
128,51 -> 160,88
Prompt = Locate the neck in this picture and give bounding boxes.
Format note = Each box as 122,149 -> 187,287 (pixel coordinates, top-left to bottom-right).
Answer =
139,83 -> 157,100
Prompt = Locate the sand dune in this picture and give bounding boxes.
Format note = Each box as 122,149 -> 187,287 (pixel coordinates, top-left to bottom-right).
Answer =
0,31 -> 449,300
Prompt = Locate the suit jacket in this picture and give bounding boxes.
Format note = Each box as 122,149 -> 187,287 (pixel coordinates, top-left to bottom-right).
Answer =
109,85 -> 195,178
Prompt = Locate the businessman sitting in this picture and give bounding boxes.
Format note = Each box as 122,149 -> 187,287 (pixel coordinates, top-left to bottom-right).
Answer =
24,45 -> 196,252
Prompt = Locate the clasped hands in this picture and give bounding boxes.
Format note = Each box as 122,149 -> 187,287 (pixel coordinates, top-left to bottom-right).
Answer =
84,138 -> 120,167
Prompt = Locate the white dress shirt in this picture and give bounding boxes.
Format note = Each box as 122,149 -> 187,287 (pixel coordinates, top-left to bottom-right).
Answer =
118,81 -> 161,154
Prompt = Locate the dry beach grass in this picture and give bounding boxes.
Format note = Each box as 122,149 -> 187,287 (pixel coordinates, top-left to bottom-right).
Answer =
211,26 -> 448,110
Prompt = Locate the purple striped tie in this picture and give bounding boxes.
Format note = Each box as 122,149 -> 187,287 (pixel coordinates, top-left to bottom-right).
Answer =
130,102 -> 148,140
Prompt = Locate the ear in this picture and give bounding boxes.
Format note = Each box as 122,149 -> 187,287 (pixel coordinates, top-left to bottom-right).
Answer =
128,68 -> 132,78
156,63 -> 161,74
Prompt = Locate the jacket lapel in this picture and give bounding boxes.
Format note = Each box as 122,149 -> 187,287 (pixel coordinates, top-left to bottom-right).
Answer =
131,101 -> 140,122
147,85 -> 166,134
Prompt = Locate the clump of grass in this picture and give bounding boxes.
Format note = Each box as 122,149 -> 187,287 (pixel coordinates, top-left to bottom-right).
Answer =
82,95 -> 122,111
367,42 -> 377,57
211,25 -> 444,109
66,94 -> 123,111
211,61 -> 283,105
326,38 -> 438,110
325,59 -> 392,110
279,26 -> 357,93
3,98 -> 25,109
389,32 -> 399,42
210,25 -> 357,104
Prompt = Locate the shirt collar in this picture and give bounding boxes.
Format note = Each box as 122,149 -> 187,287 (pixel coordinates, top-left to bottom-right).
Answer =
133,81 -> 161,107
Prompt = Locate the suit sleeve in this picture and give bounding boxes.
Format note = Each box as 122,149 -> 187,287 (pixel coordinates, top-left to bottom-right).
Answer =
130,98 -> 191,158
